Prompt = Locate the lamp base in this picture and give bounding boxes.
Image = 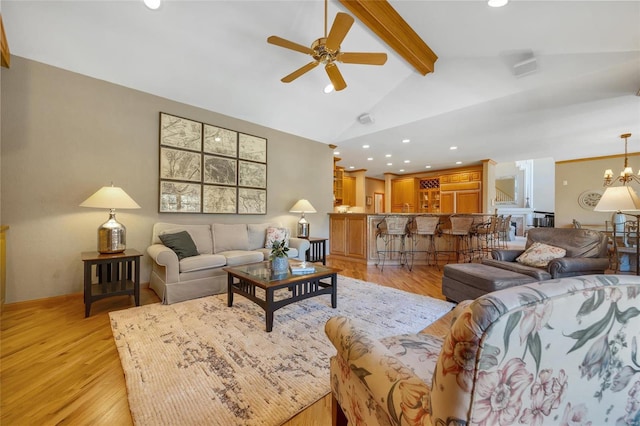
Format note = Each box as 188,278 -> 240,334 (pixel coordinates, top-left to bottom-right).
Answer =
97,212 -> 126,254
297,222 -> 310,239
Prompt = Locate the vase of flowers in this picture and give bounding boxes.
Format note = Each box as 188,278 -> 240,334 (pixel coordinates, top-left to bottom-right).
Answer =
270,240 -> 289,273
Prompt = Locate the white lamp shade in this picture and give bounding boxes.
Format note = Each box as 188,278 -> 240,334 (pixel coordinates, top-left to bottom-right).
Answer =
289,199 -> 317,213
80,186 -> 141,209
594,186 -> 640,212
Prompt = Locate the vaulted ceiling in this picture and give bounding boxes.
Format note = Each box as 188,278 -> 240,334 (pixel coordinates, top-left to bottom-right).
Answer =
3,0 -> 640,178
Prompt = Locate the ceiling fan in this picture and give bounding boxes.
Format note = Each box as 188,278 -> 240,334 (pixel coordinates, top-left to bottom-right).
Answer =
267,0 -> 387,91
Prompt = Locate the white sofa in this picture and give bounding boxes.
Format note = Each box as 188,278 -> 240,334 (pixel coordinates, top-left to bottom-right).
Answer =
147,222 -> 310,304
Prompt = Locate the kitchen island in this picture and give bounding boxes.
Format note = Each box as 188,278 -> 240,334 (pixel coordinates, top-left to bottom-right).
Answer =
328,213 -> 495,266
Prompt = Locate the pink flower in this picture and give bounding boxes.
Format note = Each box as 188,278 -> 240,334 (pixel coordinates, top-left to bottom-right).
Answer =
472,358 -> 534,426
519,385 -> 553,426
531,369 -> 554,397
607,287 -> 622,302
560,402 -> 592,426
550,369 -> 568,409
519,301 -> 552,345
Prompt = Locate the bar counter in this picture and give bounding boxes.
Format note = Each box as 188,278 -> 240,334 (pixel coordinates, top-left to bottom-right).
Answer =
328,213 -> 494,266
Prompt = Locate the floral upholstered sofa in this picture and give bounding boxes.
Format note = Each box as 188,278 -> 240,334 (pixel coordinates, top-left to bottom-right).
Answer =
325,274 -> 640,426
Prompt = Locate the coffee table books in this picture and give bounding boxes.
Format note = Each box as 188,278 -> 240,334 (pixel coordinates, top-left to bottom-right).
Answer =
290,262 -> 315,274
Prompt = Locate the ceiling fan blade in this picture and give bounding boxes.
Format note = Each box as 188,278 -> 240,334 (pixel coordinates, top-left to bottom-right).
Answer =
281,61 -> 319,83
325,62 -> 347,91
339,52 -> 388,65
267,36 -> 314,55
325,12 -> 354,52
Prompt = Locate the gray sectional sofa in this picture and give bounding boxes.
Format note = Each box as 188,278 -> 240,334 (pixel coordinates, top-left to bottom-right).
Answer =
147,222 -> 310,304
442,227 -> 610,302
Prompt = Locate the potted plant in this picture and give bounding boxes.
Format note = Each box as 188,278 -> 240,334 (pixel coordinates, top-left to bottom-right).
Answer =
270,240 -> 289,273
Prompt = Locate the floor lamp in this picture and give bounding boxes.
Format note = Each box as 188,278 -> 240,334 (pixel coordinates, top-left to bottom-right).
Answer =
594,185 -> 640,275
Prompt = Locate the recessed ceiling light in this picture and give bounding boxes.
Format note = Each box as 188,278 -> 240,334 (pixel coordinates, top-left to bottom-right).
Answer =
399,169 -> 405,172
402,139 -> 410,143
143,0 -> 161,9
456,161 -> 462,165
488,0 -> 508,7
404,160 -> 410,163
362,145 -> 370,149
333,151 -> 340,155
387,162 -> 393,166
450,146 -> 458,150
323,84 -> 334,94
349,166 -> 355,169
367,157 -> 373,161
385,154 -> 392,158
425,165 -> 432,169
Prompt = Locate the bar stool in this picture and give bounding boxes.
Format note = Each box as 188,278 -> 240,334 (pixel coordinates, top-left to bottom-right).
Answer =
496,215 -> 512,249
440,216 -> 475,263
408,215 -> 440,269
375,216 -> 411,271
472,215 -> 498,258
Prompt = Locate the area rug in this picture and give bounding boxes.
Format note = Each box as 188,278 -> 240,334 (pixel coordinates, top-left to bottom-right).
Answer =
109,276 -> 454,426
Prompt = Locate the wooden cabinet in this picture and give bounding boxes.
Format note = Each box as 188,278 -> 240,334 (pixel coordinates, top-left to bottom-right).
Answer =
329,214 -> 367,260
343,176 -> 356,206
440,188 -> 481,213
391,178 -> 419,212
440,192 -> 455,213
418,178 -> 440,213
456,191 -> 481,213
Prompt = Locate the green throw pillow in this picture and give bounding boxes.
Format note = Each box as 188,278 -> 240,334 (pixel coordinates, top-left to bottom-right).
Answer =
159,231 -> 199,260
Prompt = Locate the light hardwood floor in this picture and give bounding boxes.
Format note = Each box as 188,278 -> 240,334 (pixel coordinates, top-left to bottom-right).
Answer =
1,258 -> 448,425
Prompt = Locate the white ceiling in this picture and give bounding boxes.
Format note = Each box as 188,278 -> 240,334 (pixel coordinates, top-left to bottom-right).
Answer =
3,0 -> 640,178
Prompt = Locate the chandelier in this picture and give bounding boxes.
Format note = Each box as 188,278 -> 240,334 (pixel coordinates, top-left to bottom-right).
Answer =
603,133 -> 639,186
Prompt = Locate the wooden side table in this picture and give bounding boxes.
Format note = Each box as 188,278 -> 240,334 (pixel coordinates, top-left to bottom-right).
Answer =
82,249 -> 142,317
305,237 -> 328,265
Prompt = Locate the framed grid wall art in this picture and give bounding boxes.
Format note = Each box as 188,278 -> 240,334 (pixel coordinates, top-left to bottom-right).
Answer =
158,112 -> 267,214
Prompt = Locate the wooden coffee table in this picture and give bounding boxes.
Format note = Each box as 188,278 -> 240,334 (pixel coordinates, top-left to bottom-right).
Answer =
224,261 -> 342,332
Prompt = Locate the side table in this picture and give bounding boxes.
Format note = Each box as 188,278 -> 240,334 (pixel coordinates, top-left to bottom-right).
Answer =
82,249 -> 142,317
305,237 -> 328,265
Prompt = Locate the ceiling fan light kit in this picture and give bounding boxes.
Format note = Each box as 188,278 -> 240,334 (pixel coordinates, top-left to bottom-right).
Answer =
488,0 -> 509,7
143,0 -> 161,10
267,0 -> 387,91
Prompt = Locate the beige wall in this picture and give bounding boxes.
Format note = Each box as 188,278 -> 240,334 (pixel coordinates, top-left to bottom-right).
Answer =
1,56 -> 333,303
365,177 -> 384,214
555,154 -> 640,228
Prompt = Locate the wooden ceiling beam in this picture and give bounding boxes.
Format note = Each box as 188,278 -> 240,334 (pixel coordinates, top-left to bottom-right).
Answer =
338,0 -> 437,76
1,14 -> 10,68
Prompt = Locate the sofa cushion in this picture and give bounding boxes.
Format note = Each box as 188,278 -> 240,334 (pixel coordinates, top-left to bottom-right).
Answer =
154,223 -> 213,254
220,250 -> 264,266
247,223 -> 278,250
159,231 -> 199,260
265,227 -> 290,248
481,259 -> 552,281
213,223 -> 249,253
444,263 -> 539,295
525,227 -> 608,258
516,241 -> 566,267
179,254 -> 226,273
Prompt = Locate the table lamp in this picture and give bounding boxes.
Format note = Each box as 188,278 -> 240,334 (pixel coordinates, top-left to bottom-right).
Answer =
80,184 -> 141,254
289,199 -> 316,238
594,185 -> 640,275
